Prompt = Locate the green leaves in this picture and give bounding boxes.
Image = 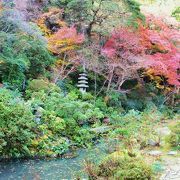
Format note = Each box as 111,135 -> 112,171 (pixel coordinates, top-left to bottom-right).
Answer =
125,0 -> 145,28
0,88 -> 36,158
172,6 -> 180,22
0,12 -> 54,89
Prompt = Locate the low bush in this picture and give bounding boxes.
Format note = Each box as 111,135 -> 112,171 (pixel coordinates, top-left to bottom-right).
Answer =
33,91 -> 105,146
0,87 -> 106,158
85,151 -> 153,179
25,79 -> 60,98
0,88 -> 36,158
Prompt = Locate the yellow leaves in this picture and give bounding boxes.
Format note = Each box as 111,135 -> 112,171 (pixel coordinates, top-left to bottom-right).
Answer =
135,82 -> 143,89
60,46 -> 77,53
37,17 -> 67,37
47,26 -> 84,55
156,84 -> 164,89
104,96 -> 110,104
31,135 -> 49,147
46,150 -> 54,155
50,39 -> 75,46
144,68 -> 171,92
0,60 -> 5,64
56,59 -> 70,66
37,17 -> 52,37
48,38 -> 77,54
56,20 -> 67,27
42,135 -> 48,140
145,68 -> 154,76
36,8 -> 84,58
36,8 -> 66,38
31,139 -> 39,147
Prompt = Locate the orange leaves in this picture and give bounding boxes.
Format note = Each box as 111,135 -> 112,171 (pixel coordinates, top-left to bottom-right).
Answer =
48,26 -> 84,55
36,8 -> 84,55
37,17 -> 52,37
145,69 -> 165,90
36,8 -> 66,37
36,8 -> 85,82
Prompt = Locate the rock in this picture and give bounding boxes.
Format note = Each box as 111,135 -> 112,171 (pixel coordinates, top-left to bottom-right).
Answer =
148,150 -> 162,156
156,127 -> 171,137
34,117 -> 41,124
167,151 -> 178,155
148,139 -> 157,146
50,154 -> 58,158
90,126 -> 111,134
62,152 -> 78,159
36,107 -> 44,117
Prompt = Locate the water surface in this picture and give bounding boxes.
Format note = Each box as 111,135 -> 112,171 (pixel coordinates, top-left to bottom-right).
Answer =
0,139 -> 117,180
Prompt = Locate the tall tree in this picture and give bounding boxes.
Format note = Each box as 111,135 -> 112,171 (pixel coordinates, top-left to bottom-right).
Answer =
48,26 -> 84,82
65,0 -> 122,37
102,27 -> 146,91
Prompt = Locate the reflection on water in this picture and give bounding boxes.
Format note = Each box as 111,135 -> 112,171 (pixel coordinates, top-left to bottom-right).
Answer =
0,139 -> 118,180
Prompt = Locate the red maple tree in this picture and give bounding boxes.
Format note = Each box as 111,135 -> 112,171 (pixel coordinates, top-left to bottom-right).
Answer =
140,16 -> 180,86
102,16 -> 180,90
101,27 -> 146,91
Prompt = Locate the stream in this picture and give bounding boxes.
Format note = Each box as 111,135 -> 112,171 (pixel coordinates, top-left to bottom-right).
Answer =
0,139 -> 117,180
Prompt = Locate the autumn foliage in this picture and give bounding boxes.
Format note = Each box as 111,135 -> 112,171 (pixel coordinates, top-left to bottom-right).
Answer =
48,26 -> 84,82
48,26 -> 84,55
102,27 -> 146,91
140,16 -> 180,86
36,8 -> 85,82
102,27 -> 144,58
37,8 -> 66,37
102,16 -> 180,87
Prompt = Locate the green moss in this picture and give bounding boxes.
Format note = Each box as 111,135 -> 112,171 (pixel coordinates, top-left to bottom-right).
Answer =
86,152 -> 153,179
166,122 -> 180,149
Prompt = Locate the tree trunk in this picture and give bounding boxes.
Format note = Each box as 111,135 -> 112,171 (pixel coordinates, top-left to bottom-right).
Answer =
86,22 -> 93,38
107,66 -> 114,92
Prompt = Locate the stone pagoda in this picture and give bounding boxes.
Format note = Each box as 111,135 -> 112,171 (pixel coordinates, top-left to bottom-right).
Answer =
77,72 -> 89,93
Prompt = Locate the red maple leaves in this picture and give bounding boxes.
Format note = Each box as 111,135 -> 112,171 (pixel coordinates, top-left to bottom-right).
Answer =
102,16 -> 180,86
141,16 -> 180,86
102,27 -> 144,59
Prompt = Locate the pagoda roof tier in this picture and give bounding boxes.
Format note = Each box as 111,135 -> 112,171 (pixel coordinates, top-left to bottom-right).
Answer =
78,77 -> 88,80
77,84 -> 89,88
78,80 -> 88,84
79,73 -> 87,76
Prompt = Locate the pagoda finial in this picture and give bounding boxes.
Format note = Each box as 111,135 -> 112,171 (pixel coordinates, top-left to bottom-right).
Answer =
83,62 -> 86,72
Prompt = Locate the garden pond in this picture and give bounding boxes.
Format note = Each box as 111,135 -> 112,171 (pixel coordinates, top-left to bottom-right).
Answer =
0,139 -> 118,180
